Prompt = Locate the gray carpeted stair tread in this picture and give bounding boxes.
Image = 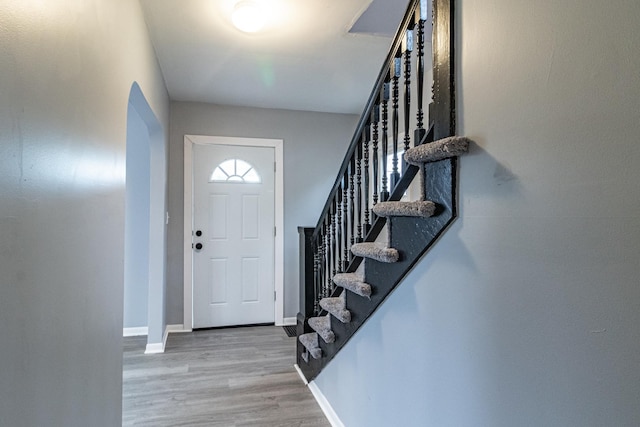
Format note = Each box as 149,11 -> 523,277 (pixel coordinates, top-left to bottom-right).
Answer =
308,316 -> 335,343
319,294 -> 351,323
351,242 -> 399,263
333,273 -> 372,298
404,136 -> 470,165
373,200 -> 436,218
298,332 -> 322,360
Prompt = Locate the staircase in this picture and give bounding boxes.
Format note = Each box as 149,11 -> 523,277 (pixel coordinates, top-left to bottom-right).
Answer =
296,0 -> 467,381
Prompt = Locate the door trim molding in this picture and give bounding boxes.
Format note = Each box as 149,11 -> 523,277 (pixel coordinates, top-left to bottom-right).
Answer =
183,135 -> 284,331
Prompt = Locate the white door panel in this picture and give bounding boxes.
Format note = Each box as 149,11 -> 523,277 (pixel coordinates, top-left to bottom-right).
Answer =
193,143 -> 275,328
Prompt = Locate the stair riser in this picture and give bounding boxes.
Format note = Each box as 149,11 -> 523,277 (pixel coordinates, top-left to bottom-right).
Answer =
420,157 -> 457,216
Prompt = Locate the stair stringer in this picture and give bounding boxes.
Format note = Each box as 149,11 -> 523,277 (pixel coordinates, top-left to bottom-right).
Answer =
299,157 -> 459,381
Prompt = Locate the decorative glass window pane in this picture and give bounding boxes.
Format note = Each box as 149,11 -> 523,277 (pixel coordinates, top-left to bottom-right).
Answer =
210,158 -> 261,183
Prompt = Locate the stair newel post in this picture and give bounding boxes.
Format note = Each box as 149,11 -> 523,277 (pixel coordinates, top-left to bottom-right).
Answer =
403,26 -> 414,169
297,227 -> 316,333
414,0 -> 427,146
362,125 -> 371,237
356,139 -> 363,243
390,55 -> 401,190
371,105 -> 380,210
380,80 -> 390,202
342,172 -> 349,271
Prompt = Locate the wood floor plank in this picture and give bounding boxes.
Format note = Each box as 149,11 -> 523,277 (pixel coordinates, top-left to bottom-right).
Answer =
123,326 -> 329,427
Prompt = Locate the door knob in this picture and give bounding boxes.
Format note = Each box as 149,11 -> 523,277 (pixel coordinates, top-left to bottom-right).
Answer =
195,243 -> 203,250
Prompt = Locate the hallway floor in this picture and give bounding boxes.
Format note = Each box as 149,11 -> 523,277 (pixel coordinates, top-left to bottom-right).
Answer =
123,326 -> 329,427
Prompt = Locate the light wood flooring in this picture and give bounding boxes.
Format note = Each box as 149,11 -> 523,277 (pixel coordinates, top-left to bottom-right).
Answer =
123,326 -> 330,427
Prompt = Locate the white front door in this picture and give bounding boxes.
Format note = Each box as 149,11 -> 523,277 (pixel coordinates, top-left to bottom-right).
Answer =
192,143 -> 275,328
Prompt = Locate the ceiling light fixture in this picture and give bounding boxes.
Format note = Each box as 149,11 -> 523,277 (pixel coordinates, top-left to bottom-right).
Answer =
232,1 -> 266,33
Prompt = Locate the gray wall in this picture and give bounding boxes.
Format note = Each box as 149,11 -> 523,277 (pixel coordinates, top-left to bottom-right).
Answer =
0,0 -> 169,425
124,100 -> 151,328
167,102 -> 358,322
315,0 -> 640,426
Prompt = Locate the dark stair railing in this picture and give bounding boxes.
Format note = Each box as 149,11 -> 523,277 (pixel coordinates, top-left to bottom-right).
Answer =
297,0 -> 456,381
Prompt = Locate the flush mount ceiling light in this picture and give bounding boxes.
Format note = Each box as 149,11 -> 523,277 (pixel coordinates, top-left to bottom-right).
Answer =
232,1 -> 266,33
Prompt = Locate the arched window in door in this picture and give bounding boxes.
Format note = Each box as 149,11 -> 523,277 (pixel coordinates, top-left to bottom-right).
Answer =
209,158 -> 261,183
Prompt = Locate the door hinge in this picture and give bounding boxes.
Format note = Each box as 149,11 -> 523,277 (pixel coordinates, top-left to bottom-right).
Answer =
274,226 -> 276,237
274,291 -> 277,301
274,162 -> 276,172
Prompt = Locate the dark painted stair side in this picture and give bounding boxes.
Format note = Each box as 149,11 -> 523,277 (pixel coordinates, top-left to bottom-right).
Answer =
298,155 -> 462,381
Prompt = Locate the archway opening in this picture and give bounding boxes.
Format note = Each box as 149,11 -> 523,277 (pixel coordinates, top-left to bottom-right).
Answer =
123,82 -> 167,352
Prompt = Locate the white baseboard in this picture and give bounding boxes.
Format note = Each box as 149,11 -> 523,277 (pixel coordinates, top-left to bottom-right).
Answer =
166,324 -> 189,333
294,364 -> 308,385
123,327 -> 148,337
144,342 -> 164,354
144,324 -> 188,354
308,380 -> 345,427
144,328 -> 167,354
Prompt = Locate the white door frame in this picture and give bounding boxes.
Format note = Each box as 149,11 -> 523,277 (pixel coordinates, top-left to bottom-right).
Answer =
183,135 -> 284,331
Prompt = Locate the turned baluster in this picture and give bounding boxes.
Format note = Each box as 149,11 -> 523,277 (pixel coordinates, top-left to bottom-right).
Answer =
313,251 -> 320,314
319,227 -> 326,300
324,218 -> 331,297
335,188 -> 343,274
349,156 -> 356,248
404,27 -> 413,167
415,0 -> 427,146
391,56 -> 401,189
356,141 -> 363,243
380,80 -> 390,202
333,195 -> 340,291
317,226 -> 322,300
362,127 -> 371,237
330,201 -> 337,292
371,105 -> 380,209
342,172 -> 349,270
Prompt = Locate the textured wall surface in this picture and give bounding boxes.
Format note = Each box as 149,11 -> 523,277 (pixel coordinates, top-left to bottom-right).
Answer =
315,1 -> 640,425
0,0 -> 169,425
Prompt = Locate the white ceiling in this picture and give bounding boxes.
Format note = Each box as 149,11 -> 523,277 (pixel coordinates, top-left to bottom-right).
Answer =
139,0 -> 408,115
